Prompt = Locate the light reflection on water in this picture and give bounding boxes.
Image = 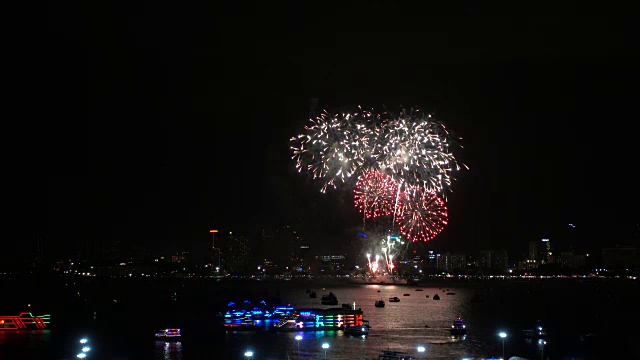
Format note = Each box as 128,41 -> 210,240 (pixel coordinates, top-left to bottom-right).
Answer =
2,280 -> 639,359
156,340 -> 183,360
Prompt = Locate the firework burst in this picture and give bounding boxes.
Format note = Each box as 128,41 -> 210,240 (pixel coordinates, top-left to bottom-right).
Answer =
290,108 -> 376,193
377,108 -> 465,196
353,170 -> 398,219
396,186 -> 448,242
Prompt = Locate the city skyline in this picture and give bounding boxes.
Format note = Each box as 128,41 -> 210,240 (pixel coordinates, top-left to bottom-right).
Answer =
36,5 -> 640,263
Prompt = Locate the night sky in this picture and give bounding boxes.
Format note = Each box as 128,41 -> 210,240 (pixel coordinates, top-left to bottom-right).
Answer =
37,4 -> 639,262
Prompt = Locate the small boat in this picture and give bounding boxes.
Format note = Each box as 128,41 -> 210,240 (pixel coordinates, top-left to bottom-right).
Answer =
377,290 -> 381,292
425,295 -> 429,298
155,328 -> 182,341
321,292 -> 338,305
344,320 -> 370,336
309,291 -> 317,298
388,297 -> 400,302
378,350 -> 414,359
403,293 -> 410,296
415,289 -> 423,291
446,292 -> 456,295
450,317 -> 466,335
433,294 -> 440,300
375,300 -> 385,308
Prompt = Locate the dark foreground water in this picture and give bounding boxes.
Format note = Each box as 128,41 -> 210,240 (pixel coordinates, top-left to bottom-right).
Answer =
1,276 -> 638,359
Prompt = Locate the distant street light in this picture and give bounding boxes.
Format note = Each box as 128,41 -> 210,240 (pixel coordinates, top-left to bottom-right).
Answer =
540,340 -> 547,360
295,335 -> 302,355
244,350 -> 253,358
322,343 -> 329,360
499,332 -> 507,359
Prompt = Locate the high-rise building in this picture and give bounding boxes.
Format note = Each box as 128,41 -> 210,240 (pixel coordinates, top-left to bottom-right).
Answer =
479,249 -> 508,271
224,232 -> 250,273
601,246 -> 640,269
529,239 -> 552,264
450,254 -> 467,270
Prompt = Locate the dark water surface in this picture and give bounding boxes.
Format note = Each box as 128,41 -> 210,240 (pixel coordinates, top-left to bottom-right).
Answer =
1,276 -> 638,359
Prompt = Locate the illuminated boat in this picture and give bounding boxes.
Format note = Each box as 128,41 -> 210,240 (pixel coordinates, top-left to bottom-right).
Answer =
272,307 -> 364,332
388,297 -> 400,302
155,328 -> 181,341
374,300 -> 385,308
0,312 -> 50,330
450,317 -> 467,335
344,319 -> 370,336
222,300 -> 294,330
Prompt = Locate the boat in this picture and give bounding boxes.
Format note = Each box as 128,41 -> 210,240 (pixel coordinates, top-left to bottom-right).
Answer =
378,350 -> 414,359
272,307 -> 364,332
221,300 -> 294,330
450,317 -> 467,335
522,320 -> 547,338
309,291 -> 317,298
320,292 -> 338,305
403,293 -> 410,296
446,292 -> 456,295
155,328 -> 182,341
433,294 -> 440,300
375,300 -> 385,308
0,312 -> 50,330
415,289 -> 423,291
388,296 -> 400,302
344,320 -> 370,336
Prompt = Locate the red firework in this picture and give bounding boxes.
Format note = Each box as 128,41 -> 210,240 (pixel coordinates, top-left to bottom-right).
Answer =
353,170 -> 398,219
396,186 -> 448,242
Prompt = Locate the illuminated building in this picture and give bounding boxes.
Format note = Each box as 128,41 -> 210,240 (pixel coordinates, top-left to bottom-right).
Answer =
601,246 -> 640,269
479,249 -> 508,271
224,232 -> 250,273
529,239 -> 552,264
450,254 -> 467,270
548,251 -> 586,269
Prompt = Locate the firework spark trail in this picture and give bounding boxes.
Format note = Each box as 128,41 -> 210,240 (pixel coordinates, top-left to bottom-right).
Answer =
353,170 -> 398,230
290,109 -> 376,192
396,186 -> 448,242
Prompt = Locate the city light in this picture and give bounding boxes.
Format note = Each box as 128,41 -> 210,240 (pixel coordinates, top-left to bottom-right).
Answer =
80,338 -> 88,344
295,334 -> 302,354
82,347 -> 90,352
322,343 -> 330,360
244,350 -> 253,358
76,354 -> 86,359
498,332 -> 507,359
417,346 -> 426,352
